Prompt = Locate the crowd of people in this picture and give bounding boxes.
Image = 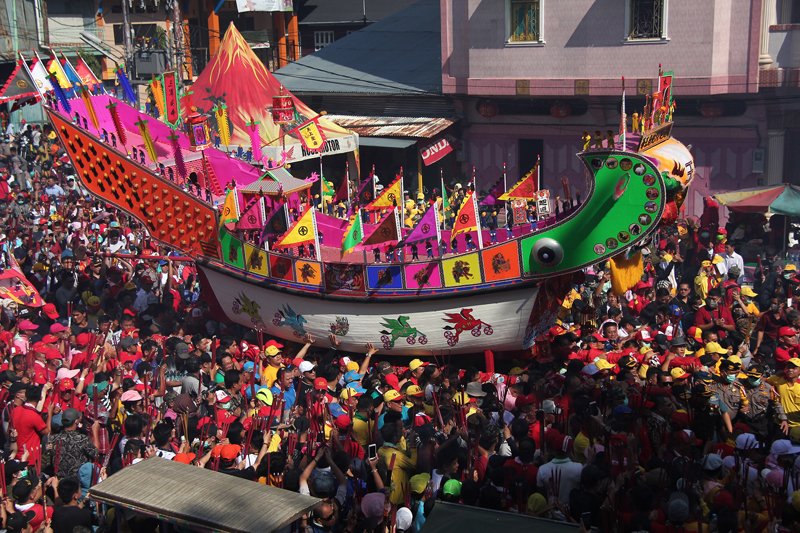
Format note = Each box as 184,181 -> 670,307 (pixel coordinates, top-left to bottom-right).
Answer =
1,118 -> 800,533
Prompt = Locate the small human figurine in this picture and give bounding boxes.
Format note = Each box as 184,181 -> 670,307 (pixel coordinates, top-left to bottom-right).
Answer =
606,130 -> 616,149
593,131 -> 603,150
631,112 -> 639,133
581,131 -> 592,151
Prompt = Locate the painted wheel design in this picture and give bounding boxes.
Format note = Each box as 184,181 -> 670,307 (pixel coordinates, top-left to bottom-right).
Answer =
471,326 -> 481,337
444,331 -> 455,340
407,335 -> 416,345
447,338 -> 457,347
484,326 -> 494,335
418,335 -> 428,345
272,316 -> 282,326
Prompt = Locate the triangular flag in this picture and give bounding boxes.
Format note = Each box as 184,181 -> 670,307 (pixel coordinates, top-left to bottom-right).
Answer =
363,208 -> 401,247
46,53 -> 72,94
0,59 -> 38,101
451,191 -> 479,238
219,187 -> 240,228
74,56 -> 104,93
322,178 -> 335,197
499,159 -> 539,200
259,203 -> 290,245
238,195 -> 266,230
442,181 -> 450,213
28,55 -> 53,95
341,210 -> 364,255
60,54 -> 83,87
274,207 -> 316,247
365,173 -> 403,211
357,176 -> 375,206
334,173 -> 349,204
405,204 -> 441,244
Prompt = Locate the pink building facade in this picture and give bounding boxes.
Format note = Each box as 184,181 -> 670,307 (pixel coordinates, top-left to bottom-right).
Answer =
441,0 -> 798,219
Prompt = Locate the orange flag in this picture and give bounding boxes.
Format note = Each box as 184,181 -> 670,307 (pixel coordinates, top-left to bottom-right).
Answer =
451,191 -> 480,239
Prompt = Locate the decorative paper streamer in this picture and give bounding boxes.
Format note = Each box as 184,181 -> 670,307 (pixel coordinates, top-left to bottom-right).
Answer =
150,76 -> 165,118
47,72 -> 71,113
168,132 -> 186,179
214,104 -> 230,146
247,118 -> 262,161
79,86 -> 99,130
116,66 -> 137,104
106,101 -> 127,146
135,119 -> 157,163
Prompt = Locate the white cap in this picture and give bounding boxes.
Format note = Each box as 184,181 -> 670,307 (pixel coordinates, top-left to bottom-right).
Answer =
299,361 -> 315,373
395,507 -> 413,531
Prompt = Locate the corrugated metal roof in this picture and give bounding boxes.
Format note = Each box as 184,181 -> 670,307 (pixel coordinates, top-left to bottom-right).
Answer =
241,167 -> 313,195
275,0 -> 440,95
324,114 -> 455,139
89,459 -> 320,533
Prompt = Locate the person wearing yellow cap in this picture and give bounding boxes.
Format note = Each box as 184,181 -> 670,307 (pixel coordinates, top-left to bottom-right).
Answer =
408,358 -> 429,385
767,358 -> 800,439
736,286 -> 760,317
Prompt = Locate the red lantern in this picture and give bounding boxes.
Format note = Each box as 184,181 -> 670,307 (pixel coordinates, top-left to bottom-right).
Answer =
476,99 -> 498,118
185,113 -> 211,151
272,87 -> 295,125
549,101 -> 571,119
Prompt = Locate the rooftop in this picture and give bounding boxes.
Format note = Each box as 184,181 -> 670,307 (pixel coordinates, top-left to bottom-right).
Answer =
276,0 -> 441,95
297,0 -> 418,25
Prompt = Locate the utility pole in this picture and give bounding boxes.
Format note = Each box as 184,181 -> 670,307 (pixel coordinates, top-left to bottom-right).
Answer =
121,0 -> 133,73
170,0 -> 184,88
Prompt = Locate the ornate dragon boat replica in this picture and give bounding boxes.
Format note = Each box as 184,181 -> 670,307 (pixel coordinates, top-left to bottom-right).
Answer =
42,29 -> 692,356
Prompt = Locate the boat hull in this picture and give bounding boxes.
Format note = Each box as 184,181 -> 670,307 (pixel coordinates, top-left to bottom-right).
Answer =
199,264 -> 540,355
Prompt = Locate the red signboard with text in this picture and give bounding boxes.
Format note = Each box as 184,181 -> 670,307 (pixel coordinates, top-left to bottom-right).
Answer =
419,137 -> 453,166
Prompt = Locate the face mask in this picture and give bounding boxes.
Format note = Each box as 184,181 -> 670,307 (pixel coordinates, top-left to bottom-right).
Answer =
725,374 -> 736,384
707,300 -> 718,310
770,304 -> 780,312
748,378 -> 762,387
785,273 -> 793,280
622,397 -> 629,406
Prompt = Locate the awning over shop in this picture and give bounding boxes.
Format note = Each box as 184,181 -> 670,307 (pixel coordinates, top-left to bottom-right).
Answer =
421,501 -> 579,533
323,114 -> 456,139
714,184 -> 800,217
88,459 -> 320,533
358,137 -> 418,149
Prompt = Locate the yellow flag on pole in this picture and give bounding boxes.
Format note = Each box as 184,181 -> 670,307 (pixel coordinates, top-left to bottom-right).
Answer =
274,207 -> 317,247
365,173 -> 403,211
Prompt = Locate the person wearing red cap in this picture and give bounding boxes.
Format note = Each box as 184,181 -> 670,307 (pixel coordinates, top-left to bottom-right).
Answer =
775,327 -> 799,366
332,413 -> 364,459
536,429 -> 581,506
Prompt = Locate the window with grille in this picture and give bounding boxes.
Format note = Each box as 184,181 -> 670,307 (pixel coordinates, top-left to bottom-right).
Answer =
628,0 -> 666,40
508,0 -> 541,43
314,31 -> 335,51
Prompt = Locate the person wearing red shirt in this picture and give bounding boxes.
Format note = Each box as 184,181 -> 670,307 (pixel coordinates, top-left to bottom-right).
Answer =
775,327 -> 799,366
694,290 -> 735,339
754,298 -> 789,353
11,478 -> 53,531
11,384 -> 54,467
662,337 -> 701,371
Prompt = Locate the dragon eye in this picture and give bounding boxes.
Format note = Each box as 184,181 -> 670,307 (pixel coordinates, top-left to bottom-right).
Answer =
531,238 -> 564,267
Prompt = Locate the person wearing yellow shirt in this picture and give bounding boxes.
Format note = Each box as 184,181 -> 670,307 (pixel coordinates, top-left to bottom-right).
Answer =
766,357 -> 800,440
738,286 -> 761,317
378,392 -> 418,505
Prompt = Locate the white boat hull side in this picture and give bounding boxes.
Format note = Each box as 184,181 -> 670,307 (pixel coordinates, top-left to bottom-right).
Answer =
200,266 -> 540,356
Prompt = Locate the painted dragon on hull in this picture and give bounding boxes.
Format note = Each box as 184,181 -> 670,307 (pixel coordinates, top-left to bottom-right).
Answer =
44,77 -> 693,356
